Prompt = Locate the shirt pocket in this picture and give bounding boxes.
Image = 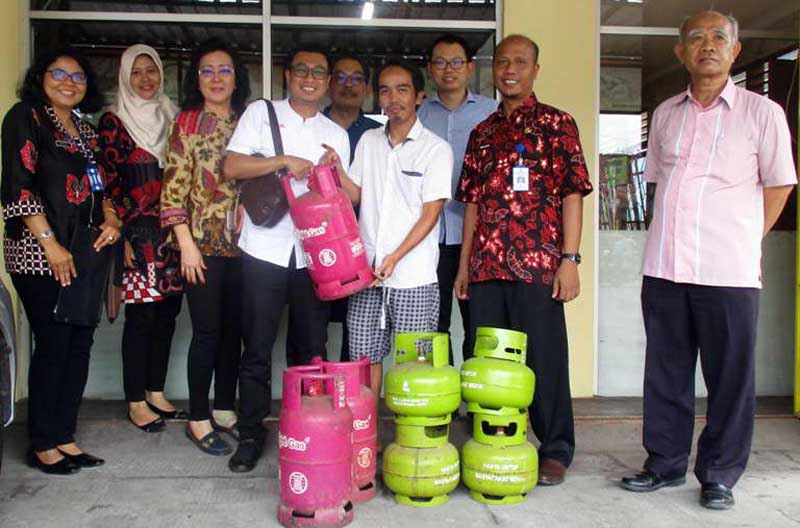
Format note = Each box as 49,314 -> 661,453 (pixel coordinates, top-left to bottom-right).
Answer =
397,168 -> 425,209
712,129 -> 758,186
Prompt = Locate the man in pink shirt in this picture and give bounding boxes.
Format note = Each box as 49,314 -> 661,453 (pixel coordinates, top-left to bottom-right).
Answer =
620,11 -> 796,510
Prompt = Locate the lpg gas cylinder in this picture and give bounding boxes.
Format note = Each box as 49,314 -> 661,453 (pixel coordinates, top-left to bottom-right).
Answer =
385,333 -> 460,418
461,439 -> 538,505
311,356 -> 378,503
473,410 -> 528,447
382,442 -> 461,507
394,414 -> 451,449
278,368 -> 354,527
283,164 -> 373,301
461,327 -> 535,413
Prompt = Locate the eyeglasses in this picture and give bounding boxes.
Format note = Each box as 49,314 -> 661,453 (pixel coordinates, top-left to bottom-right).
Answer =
333,71 -> 366,85
430,58 -> 467,71
289,64 -> 329,80
47,68 -> 87,84
198,66 -> 235,78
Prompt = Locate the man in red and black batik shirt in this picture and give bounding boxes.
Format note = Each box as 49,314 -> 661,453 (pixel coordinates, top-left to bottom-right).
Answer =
455,35 -> 593,487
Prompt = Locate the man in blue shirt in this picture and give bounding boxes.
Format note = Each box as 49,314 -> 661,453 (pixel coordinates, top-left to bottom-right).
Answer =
418,34 -> 496,363
322,55 -> 381,361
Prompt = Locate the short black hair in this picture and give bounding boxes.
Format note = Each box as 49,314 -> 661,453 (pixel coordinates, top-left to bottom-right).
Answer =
374,57 -> 425,94
181,38 -> 251,115
19,46 -> 104,114
428,34 -> 474,62
286,45 -> 331,72
495,34 -> 540,64
331,55 -> 371,83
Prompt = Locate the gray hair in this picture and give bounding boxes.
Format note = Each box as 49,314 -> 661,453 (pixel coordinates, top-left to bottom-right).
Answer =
678,11 -> 739,44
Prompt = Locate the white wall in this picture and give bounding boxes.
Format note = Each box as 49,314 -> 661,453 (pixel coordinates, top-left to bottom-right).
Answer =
598,231 -> 796,396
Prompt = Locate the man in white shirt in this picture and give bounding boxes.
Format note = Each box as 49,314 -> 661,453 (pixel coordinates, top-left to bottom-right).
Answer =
222,45 -> 350,473
328,58 -> 453,397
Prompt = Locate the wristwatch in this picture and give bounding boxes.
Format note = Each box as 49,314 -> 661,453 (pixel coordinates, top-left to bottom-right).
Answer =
561,253 -> 581,265
36,229 -> 54,241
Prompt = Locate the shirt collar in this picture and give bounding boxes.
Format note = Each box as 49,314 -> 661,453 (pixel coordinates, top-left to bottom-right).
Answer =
284,98 -> 322,126
496,93 -> 537,119
678,77 -> 737,109
383,116 -> 424,146
428,90 -> 480,110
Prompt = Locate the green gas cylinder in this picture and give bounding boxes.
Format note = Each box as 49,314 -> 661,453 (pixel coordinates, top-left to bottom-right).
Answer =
461,327 -> 535,412
382,442 -> 461,507
473,409 -> 528,447
461,439 -> 538,505
385,333 -> 461,418
395,414 -> 451,448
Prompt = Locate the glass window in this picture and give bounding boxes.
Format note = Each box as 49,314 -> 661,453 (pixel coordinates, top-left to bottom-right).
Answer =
271,0 -> 495,21
599,31 -> 799,230
31,20 -> 263,115
31,0 -> 263,15
601,0 -> 799,33
270,26 -> 495,107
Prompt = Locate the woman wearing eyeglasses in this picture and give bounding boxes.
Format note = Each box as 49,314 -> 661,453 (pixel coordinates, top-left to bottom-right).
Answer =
1,47 -> 120,474
98,44 -> 185,434
161,39 -> 249,455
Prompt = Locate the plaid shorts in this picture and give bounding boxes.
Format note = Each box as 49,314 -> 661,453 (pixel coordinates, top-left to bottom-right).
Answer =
347,283 -> 440,364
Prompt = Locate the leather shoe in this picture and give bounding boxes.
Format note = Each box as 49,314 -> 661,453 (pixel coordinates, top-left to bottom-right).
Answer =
229,438 -> 264,473
185,425 -> 233,456
538,458 -> 567,486
700,482 -> 735,510
620,469 -> 686,492
58,450 -> 105,468
27,449 -> 80,475
147,401 -> 189,420
128,413 -> 166,433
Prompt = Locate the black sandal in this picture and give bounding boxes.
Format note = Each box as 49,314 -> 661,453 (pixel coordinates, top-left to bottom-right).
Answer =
128,412 -> 166,433
147,401 -> 189,420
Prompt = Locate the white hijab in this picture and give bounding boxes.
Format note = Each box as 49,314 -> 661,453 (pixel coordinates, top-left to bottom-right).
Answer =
111,44 -> 178,167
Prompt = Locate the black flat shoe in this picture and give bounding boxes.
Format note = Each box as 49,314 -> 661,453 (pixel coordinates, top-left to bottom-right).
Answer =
700,482 -> 735,510
210,417 -> 240,441
128,413 -> 166,433
147,401 -> 189,420
58,450 -> 105,468
228,438 -> 263,473
620,469 -> 686,492
26,449 -> 80,475
185,425 -> 233,456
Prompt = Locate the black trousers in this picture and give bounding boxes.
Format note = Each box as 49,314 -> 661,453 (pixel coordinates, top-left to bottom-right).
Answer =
13,273 -> 96,451
185,256 -> 242,421
287,297 -> 350,362
238,252 -> 330,441
641,276 -> 759,488
121,294 -> 182,402
469,280 -> 575,467
437,244 -> 472,364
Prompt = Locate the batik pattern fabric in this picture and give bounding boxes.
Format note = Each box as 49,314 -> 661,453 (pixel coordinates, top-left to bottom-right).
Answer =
99,112 -> 182,304
1,102 -> 114,275
456,94 -> 593,285
160,110 -> 240,257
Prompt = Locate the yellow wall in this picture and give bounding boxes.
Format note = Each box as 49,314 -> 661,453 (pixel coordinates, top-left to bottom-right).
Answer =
503,0 -> 599,397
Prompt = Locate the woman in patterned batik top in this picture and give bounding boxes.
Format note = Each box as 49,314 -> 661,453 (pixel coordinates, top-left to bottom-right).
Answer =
161,39 -> 249,456
1,47 -> 120,474
99,44 -> 186,434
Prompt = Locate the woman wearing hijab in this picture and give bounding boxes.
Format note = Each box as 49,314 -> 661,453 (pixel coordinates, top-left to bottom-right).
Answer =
99,45 -> 185,433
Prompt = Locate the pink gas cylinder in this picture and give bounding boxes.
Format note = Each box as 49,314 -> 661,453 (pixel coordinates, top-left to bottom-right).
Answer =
311,356 -> 378,503
283,164 -> 373,301
278,367 -> 354,528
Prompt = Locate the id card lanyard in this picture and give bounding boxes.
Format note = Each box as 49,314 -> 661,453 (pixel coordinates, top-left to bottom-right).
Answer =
512,143 -> 529,192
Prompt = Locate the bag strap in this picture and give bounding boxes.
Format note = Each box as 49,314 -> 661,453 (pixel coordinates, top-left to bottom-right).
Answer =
260,98 -> 284,157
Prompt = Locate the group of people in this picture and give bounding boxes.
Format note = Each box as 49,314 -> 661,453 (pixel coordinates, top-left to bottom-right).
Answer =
1,8 -> 795,512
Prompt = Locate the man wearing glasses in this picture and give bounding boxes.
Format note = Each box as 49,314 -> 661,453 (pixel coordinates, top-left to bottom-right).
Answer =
321,55 -> 381,362
223,46 -> 350,473
418,34 -> 496,366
